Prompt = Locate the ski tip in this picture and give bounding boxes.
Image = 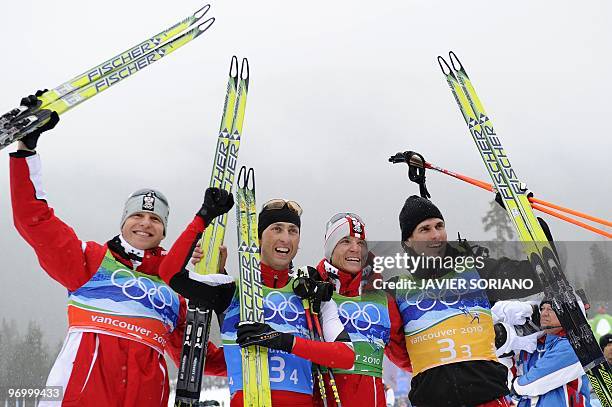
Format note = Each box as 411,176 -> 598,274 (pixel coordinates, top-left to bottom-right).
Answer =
194,4 -> 211,19
246,167 -> 255,190
448,51 -> 463,71
230,56 -> 239,78
195,17 -> 215,35
237,166 -> 248,188
240,58 -> 249,81
437,56 -> 452,75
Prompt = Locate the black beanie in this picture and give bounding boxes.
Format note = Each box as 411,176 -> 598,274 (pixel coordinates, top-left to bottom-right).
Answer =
399,195 -> 444,241
600,333 -> 612,350
258,205 -> 301,237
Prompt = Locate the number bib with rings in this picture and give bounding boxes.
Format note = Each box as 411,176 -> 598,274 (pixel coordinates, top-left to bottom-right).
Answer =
67,250 -> 180,354
221,279 -> 313,395
395,269 -> 497,375
332,290 -> 390,377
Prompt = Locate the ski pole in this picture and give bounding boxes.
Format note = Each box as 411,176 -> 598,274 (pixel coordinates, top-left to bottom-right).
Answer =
301,298 -> 330,407
310,310 -> 342,407
293,273 -> 344,406
529,203 -> 612,239
390,152 -> 612,238
390,151 -> 612,226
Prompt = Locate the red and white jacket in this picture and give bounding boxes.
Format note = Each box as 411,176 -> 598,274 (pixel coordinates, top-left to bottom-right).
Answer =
10,151 -> 225,407
313,259 -> 412,407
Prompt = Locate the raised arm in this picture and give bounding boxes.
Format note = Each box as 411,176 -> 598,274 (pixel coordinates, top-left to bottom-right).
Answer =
10,149 -> 105,291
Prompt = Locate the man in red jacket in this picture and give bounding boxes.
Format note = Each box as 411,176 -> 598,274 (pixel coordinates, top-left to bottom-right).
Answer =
312,212 -> 412,407
9,110 -> 233,407
162,199 -> 356,406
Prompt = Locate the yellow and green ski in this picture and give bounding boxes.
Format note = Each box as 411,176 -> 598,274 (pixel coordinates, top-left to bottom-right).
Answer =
174,56 -> 250,407
196,57 -> 249,276
1,4 -> 214,150
236,166 -> 272,407
439,51 -> 612,406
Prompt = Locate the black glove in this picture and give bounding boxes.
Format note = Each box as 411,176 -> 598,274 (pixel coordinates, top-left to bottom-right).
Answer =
169,270 -> 235,315
197,188 -> 234,225
293,266 -> 334,313
236,321 -> 294,353
18,90 -> 59,150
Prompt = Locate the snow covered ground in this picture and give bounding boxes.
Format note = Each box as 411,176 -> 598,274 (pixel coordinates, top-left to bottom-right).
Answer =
168,387 -> 231,407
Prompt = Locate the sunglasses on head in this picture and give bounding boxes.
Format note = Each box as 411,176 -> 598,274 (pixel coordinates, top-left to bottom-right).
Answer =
261,199 -> 303,216
327,212 -> 365,228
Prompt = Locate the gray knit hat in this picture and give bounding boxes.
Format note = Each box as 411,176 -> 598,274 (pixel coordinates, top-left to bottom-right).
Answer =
120,188 -> 169,235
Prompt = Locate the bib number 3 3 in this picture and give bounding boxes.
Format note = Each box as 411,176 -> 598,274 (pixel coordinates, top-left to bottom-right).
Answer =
437,338 -> 472,362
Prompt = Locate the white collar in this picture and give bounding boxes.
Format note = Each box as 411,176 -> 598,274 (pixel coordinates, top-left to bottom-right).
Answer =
324,260 -> 342,293
118,234 -> 144,268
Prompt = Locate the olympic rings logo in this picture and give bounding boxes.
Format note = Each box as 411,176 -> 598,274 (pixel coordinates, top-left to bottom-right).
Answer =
264,292 -> 305,323
404,286 -> 469,312
338,301 -> 382,332
111,269 -> 174,310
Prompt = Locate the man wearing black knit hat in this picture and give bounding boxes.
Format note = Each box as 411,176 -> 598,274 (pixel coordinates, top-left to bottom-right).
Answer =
393,195 -> 545,407
399,195 -> 447,258
601,333 -> 612,365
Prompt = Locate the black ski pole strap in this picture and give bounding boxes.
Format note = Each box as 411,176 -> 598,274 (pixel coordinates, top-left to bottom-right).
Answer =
405,151 -> 431,199
292,276 -> 314,300
388,150 -> 431,198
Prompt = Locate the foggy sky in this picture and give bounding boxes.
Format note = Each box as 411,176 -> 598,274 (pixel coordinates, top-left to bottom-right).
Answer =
1,0 -> 610,346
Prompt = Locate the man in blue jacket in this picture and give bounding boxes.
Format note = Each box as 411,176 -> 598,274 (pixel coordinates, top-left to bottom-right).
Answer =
511,299 -> 591,406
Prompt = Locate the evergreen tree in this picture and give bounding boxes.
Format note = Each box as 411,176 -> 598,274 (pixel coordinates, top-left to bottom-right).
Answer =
585,243 -> 612,309
0,319 -> 19,401
2,321 -> 52,396
481,199 -> 517,258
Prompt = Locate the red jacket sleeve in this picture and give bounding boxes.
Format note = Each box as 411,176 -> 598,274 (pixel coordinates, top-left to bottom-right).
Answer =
10,152 -> 105,291
163,296 -> 227,376
158,215 -> 206,284
384,295 -> 413,372
203,342 -> 228,376
159,215 -> 229,376
292,337 -> 355,370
